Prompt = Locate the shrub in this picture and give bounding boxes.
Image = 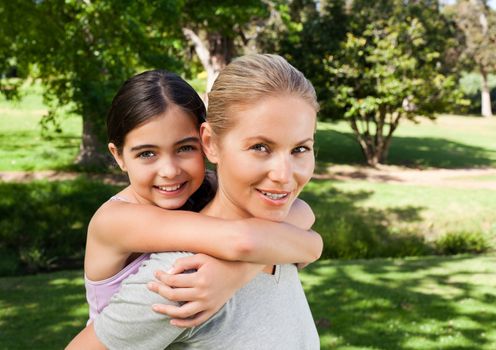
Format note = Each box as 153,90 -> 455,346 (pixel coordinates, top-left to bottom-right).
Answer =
435,231 -> 491,255
0,178 -> 121,276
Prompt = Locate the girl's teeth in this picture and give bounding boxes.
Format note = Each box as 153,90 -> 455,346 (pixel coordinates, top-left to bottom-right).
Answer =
261,191 -> 288,200
158,184 -> 182,192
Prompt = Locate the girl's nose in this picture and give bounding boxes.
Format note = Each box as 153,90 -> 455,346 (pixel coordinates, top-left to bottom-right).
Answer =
158,159 -> 181,178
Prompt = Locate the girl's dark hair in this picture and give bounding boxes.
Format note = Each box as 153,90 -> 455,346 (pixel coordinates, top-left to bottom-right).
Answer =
107,69 -> 206,153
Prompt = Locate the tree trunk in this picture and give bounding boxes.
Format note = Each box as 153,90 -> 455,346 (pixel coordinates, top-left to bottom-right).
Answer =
182,28 -> 232,94
480,67 -> 493,117
349,117 -> 380,167
75,118 -> 111,169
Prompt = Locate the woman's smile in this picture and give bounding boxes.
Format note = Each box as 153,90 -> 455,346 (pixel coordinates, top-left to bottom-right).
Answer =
202,94 -> 316,222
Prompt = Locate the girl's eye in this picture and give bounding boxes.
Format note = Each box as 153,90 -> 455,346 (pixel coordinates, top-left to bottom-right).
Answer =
292,146 -> 311,154
178,145 -> 197,153
138,151 -> 156,159
250,143 -> 270,153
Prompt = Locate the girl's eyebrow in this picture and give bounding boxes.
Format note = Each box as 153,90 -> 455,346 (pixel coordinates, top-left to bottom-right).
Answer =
129,137 -> 200,152
130,144 -> 157,152
175,136 -> 201,145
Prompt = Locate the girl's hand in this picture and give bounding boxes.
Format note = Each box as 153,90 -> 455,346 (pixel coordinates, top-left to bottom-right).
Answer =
147,253 -> 264,328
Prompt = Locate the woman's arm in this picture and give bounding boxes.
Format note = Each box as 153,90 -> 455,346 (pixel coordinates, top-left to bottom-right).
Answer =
91,198 -> 322,265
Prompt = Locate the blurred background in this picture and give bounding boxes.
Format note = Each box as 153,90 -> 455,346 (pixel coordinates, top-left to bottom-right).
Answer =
1,0 -> 496,349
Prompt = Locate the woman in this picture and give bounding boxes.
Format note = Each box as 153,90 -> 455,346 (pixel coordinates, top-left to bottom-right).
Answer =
68,53 -> 320,349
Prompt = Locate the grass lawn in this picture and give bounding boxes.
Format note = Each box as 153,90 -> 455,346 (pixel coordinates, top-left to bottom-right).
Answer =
303,254 -> 496,349
0,255 -> 495,349
316,115 -> 496,169
304,179 -> 496,239
0,83 -> 81,171
2,84 -> 496,171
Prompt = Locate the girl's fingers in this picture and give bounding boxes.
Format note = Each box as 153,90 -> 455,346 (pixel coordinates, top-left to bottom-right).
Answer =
171,254 -> 205,273
152,301 -> 203,320
154,269 -> 199,288
147,283 -> 203,302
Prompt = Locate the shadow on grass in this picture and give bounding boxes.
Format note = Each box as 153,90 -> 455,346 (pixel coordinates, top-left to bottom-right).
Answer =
304,255 -> 496,349
0,270 -> 87,349
0,178 -> 122,275
301,180 -> 430,259
315,129 -> 496,168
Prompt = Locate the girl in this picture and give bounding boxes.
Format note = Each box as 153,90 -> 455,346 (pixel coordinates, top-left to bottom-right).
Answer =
69,54 -> 321,349
70,69 -> 322,340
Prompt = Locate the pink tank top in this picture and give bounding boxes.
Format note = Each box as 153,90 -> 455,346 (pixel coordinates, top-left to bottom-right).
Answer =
85,195 -> 151,322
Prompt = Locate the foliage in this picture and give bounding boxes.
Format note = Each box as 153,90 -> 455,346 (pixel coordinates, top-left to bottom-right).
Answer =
435,231 -> 491,255
0,179 -> 121,275
446,0 -> 496,117
324,0 -> 462,166
0,0 -> 185,167
258,0 -> 348,119
458,71 -> 496,114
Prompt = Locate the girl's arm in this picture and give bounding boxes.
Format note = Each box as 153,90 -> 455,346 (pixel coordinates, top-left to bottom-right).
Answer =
65,323 -> 105,350
91,198 -> 322,265
146,198 -> 319,328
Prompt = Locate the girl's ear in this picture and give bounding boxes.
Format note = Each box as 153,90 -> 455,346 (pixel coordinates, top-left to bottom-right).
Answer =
108,143 -> 127,171
200,122 -> 219,164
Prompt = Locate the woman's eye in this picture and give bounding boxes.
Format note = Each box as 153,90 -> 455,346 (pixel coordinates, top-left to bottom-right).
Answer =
292,146 -> 311,154
250,143 -> 269,153
138,151 -> 156,159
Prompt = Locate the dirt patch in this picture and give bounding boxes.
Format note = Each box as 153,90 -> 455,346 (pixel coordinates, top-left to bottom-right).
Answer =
314,165 -> 496,190
0,171 -> 128,186
2,166 -> 496,190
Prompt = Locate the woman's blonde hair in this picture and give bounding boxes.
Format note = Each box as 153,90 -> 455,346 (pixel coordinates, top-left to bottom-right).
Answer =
207,54 -> 319,136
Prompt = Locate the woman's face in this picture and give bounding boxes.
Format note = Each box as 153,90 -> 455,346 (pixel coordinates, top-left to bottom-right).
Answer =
109,105 -> 205,209
203,95 -> 316,222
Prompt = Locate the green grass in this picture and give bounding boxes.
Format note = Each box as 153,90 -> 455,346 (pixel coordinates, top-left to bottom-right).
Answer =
0,83 -> 81,171
2,85 -> 496,171
301,254 -> 496,349
308,179 -> 496,238
1,255 -> 495,349
315,115 -> 496,168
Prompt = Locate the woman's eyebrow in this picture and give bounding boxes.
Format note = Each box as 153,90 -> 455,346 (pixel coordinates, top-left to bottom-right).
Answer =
244,136 -> 314,144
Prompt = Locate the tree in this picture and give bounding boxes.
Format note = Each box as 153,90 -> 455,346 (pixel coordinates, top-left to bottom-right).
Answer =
180,0 -> 269,92
1,0 -> 184,167
324,0 -> 461,166
448,0 -> 496,117
258,0 -> 348,118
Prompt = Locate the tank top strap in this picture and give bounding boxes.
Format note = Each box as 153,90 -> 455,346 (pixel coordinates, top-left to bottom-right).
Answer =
109,195 -> 129,202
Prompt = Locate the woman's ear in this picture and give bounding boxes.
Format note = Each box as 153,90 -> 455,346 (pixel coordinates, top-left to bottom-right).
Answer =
108,143 -> 127,171
200,122 -> 219,164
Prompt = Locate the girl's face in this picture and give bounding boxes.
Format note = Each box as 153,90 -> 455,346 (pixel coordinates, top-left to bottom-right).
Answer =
202,95 -> 316,222
110,105 -> 205,209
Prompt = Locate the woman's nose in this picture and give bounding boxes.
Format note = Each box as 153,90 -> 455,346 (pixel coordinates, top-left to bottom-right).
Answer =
268,154 -> 292,184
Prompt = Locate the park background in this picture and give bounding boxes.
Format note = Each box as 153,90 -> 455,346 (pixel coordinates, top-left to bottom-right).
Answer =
1,0 -> 496,349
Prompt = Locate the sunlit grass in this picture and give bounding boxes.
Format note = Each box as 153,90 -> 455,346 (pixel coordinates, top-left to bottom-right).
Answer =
0,256 -> 495,349
300,254 -> 496,349
0,83 -> 81,171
